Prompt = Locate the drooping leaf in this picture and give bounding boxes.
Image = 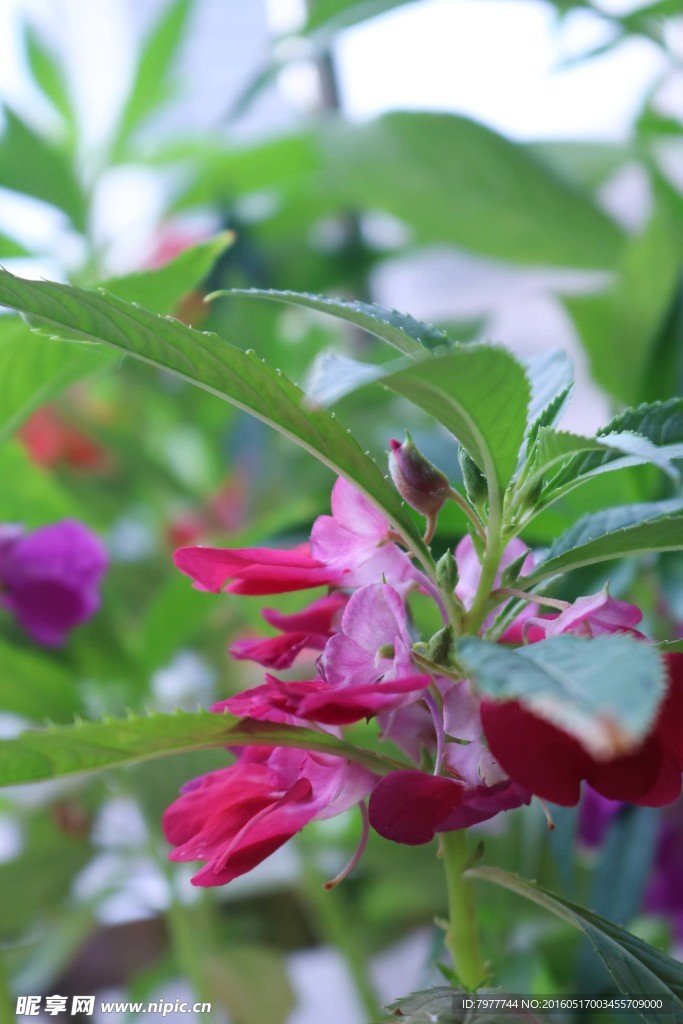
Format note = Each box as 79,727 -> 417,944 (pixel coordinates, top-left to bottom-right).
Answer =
220,288 -> 451,356
0,316 -> 107,442
0,270 -> 425,557
521,500 -> 683,586
0,710 -> 408,788
469,867 -> 683,1021
322,112 -> 624,269
0,107 -> 86,229
457,634 -> 666,758
101,231 -> 234,314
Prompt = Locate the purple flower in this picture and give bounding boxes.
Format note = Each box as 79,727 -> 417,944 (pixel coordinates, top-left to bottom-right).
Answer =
0,519 -> 108,646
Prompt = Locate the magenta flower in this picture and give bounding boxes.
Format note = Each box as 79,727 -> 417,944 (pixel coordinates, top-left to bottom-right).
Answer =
230,593 -> 348,670
163,746 -> 376,886
0,519 -> 108,646
220,670 -> 432,726
174,478 -> 415,596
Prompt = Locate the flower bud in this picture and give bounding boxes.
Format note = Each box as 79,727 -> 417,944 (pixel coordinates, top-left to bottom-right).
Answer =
436,549 -> 459,593
425,624 -> 454,666
458,447 -> 488,506
388,434 -> 450,517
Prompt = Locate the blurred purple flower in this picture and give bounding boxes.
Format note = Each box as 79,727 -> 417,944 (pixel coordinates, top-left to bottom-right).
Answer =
0,519 -> 108,646
578,785 -> 625,848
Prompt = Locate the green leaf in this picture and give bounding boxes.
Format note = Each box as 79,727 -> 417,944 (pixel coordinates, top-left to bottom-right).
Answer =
220,288 -> 451,356
292,341 -> 530,501
565,210 -> 682,404
384,346 -> 530,500
0,641 -> 83,723
24,25 -> 75,132
112,0 -> 192,155
545,398 -> 683,499
658,640 -> 683,654
0,107 -> 86,230
303,0 -> 414,35
0,269 -> 425,557
0,710 -> 408,787
0,232 -> 30,258
457,634 -> 665,758
322,112 -> 624,268
469,867 -> 683,1021
521,500 -> 683,585
0,316 -> 107,442
523,349 -> 574,435
101,231 -> 234,314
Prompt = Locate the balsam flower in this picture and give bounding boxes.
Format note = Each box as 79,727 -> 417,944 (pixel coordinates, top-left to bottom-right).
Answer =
163,746 -> 376,886
174,478 -> 416,595
0,519 -> 108,646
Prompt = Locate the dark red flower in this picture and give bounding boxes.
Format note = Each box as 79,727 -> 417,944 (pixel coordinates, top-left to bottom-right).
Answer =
481,654 -> 683,807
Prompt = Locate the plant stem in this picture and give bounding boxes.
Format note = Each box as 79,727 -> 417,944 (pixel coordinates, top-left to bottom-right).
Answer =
440,830 -> 486,990
298,838 -> 380,1020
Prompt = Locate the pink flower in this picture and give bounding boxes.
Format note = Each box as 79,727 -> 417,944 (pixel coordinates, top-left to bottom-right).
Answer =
163,746 -> 376,886
173,542 -> 337,595
318,583 -> 415,686
174,477 -> 415,596
310,478 -> 415,587
230,593 -> 347,670
455,535 -> 533,609
221,671 -> 432,726
525,590 -> 644,640
0,520 -> 108,646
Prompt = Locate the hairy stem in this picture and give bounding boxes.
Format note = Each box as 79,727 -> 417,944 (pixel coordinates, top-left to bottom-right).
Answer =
440,830 -> 486,990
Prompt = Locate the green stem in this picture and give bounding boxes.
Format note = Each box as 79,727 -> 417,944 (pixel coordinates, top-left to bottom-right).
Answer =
463,525 -> 504,636
440,830 -> 486,990
298,838 -> 379,1020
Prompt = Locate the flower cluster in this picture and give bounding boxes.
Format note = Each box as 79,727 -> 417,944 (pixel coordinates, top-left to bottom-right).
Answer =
0,519 -> 108,646
165,475 -> 683,886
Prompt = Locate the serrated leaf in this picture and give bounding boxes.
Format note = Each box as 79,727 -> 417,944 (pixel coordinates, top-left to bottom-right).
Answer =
457,634 -> 665,758
0,316 -> 108,442
101,231 -> 234,314
0,107 -> 86,229
469,867 -> 683,1022
0,710 -> 408,787
0,269 -> 425,558
220,288 -> 451,356
545,398 -> 683,500
523,349 -> 574,433
521,500 -> 683,585
301,341 -> 530,503
384,346 -> 530,501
